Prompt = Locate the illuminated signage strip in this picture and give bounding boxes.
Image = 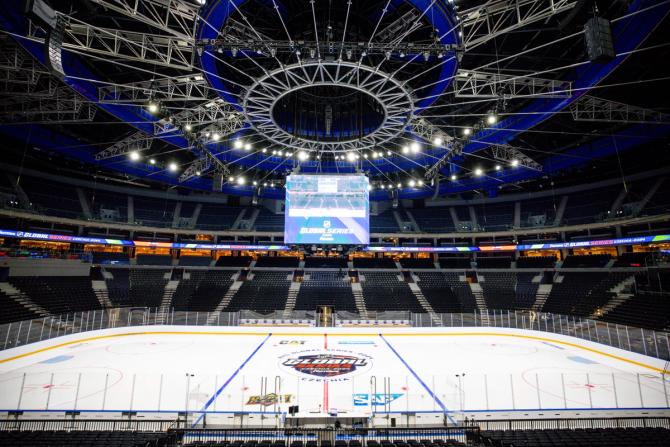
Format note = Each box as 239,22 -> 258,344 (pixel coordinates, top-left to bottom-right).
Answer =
1,228 -> 667,252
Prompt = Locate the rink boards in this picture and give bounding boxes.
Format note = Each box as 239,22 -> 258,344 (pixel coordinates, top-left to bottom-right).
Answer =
0,326 -> 668,417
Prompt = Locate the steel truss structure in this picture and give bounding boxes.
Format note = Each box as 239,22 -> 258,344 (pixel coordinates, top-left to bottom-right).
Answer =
243,61 -> 414,153
491,144 -> 543,171
459,0 -> 577,50
410,118 -> 453,147
98,76 -> 210,104
570,95 -> 670,124
95,131 -> 153,161
454,70 -> 572,98
0,85 -> 96,123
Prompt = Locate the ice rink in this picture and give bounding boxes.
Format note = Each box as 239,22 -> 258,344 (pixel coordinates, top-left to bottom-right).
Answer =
1,326 -> 668,419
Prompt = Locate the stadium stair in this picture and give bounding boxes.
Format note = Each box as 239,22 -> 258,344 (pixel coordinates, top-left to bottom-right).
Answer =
408,281 -> 441,325
531,283 -> 553,311
351,281 -> 368,318
90,279 -> 112,309
282,276 -> 301,318
0,282 -> 48,320
589,275 -> 636,319
206,271 -> 243,324
157,278 -> 180,323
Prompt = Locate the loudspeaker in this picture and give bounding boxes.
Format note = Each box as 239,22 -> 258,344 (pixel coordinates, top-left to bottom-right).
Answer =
585,16 -> 615,63
212,172 -> 224,191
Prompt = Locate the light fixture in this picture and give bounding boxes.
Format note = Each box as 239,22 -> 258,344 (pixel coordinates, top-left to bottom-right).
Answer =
451,174 -> 457,181
409,179 -> 416,187
184,123 -> 193,132
277,150 -> 283,156
195,171 -> 201,176
387,150 -> 392,156
463,127 -> 472,136
495,164 -> 501,171
298,151 -> 309,161
129,150 -> 140,161
433,136 -> 443,146
263,182 -> 268,187
236,176 -> 246,185
418,180 -> 424,186
147,101 -> 159,114
402,145 -> 410,154
252,180 -> 258,186
397,182 -> 402,188
261,148 -> 267,153
487,114 -> 498,125
233,139 -> 243,149
372,152 -> 378,159
229,176 -> 235,182
363,153 -> 368,159
272,150 -> 277,155
511,159 -> 519,167
168,162 -> 178,172
474,167 -> 483,176
244,142 -> 252,151
149,158 -> 156,165
212,133 -> 221,141
410,141 -> 421,154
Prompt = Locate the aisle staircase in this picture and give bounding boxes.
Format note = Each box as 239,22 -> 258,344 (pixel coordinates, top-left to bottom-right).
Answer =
469,282 -> 490,326
282,278 -> 301,318
590,275 -> 637,319
206,272 -> 243,324
351,282 -> 368,318
156,280 -> 179,323
408,282 -> 441,325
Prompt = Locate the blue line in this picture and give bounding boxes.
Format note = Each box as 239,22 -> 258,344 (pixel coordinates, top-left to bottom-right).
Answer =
190,332 -> 272,427
379,334 -> 456,424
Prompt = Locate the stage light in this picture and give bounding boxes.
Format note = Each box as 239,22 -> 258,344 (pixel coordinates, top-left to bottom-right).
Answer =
195,171 -> 201,176
410,141 -> 421,153
233,139 -> 243,149
511,159 -> 519,167
263,182 -> 268,187
261,148 -> 267,153
372,152 -> 378,159
277,150 -> 283,156
272,150 -> 277,155
397,182 -> 402,188
347,152 -> 356,162
363,153 -> 368,159
463,127 -> 472,136
168,162 -> 178,172
229,176 -> 235,182
147,101 -> 159,114
286,152 -> 292,157
298,151 -> 309,161
236,176 -> 246,185
149,158 -> 156,165
252,180 -> 258,186
495,164 -> 501,171
408,179 -> 416,187
402,145 -> 410,154
196,0 -> 206,5
212,133 -> 221,141
433,136 -> 443,146
129,150 -> 140,161
386,150 -> 392,156
451,174 -> 457,181
487,114 -> 498,125
418,180 -> 424,186
184,123 -> 193,132
244,142 -> 252,151
474,167 -> 483,176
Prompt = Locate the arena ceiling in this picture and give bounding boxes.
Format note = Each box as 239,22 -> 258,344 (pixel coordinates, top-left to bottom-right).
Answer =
0,0 -> 669,200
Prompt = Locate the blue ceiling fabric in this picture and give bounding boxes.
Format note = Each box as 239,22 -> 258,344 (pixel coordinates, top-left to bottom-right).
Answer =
0,0 -> 667,200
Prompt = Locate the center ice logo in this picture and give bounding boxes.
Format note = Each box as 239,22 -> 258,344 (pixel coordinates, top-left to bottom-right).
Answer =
282,353 -> 368,378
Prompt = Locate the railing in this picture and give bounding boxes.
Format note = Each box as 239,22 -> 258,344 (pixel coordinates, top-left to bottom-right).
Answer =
1,308 -> 668,361
475,417 -> 670,431
0,418 -> 180,432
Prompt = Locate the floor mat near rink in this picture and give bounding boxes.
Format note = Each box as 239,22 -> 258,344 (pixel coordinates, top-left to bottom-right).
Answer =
0,330 -> 668,414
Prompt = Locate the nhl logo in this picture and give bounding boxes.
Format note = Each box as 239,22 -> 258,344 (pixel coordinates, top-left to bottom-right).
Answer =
282,353 -> 368,378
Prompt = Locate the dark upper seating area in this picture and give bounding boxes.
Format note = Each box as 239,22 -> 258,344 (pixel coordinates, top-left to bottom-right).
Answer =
480,272 -> 516,309
361,272 -> 423,312
179,255 -> 212,267
9,276 -> 100,315
136,254 -> 173,266
352,257 -> 396,269
411,207 -> 455,232
415,272 -> 470,312
438,257 -> 472,269
516,256 -> 556,269
216,256 -> 253,267
561,184 -> 619,225
171,270 -> 235,311
133,196 -> 173,227
476,257 -> 512,269
255,256 -> 300,268
226,271 -> 291,312
91,251 -> 130,265
370,210 -> 399,233
181,438 -> 467,447
304,256 -> 348,268
254,208 -> 285,232
480,427 -> 670,447
474,202 -> 513,231
399,258 -> 435,269
196,204 -> 244,230
561,254 -> 611,268
295,271 -> 357,312
613,251 -> 652,267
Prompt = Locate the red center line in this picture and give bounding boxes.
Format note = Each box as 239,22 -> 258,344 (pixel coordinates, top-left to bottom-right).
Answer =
323,333 -> 329,412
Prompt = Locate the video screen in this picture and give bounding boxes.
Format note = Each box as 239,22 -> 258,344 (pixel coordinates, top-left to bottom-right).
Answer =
284,175 -> 370,245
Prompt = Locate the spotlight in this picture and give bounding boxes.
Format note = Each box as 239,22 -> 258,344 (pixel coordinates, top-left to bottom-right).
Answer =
409,179 -> 416,187
397,182 -> 402,188
372,152 -> 379,159
184,123 -> 193,132
422,51 -> 430,61
149,158 -> 156,165
264,182 -> 268,187
168,162 -> 178,172
402,145 -> 410,154
229,176 -> 235,182
298,151 -> 309,161
418,180 -> 424,186
463,127 -> 472,136
261,148 -> 267,153
212,133 -> 221,141
147,101 -> 159,114
196,0 -> 206,5
487,114 -> 497,125
286,152 -> 292,157
233,139 -> 243,149
244,142 -> 252,151
511,159 -> 519,167
253,180 -> 258,186
272,150 -> 277,155
237,176 -> 246,185
433,136 -> 443,146
346,152 -> 356,162
386,150 -> 392,156
129,150 -> 140,161
410,141 -> 421,154
474,167 -> 483,176
451,174 -> 457,181
195,171 -> 201,176
495,164 -> 501,171
277,150 -> 283,156
363,153 -> 368,159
